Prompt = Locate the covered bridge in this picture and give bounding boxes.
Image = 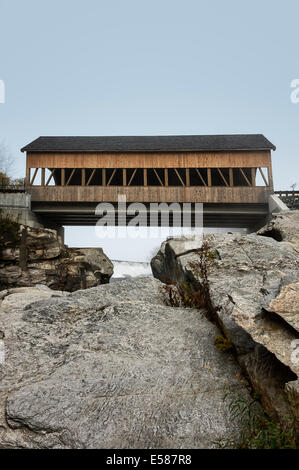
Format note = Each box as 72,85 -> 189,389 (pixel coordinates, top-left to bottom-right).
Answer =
21,134 -> 275,229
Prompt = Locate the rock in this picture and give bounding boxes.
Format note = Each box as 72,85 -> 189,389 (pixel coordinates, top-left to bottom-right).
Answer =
69,248 -> 113,284
269,282 -> 299,332
0,226 -> 62,262
151,212 -> 299,421
0,286 -> 69,314
0,278 -> 253,449
285,379 -> 299,422
258,210 -> 299,248
0,222 -> 113,291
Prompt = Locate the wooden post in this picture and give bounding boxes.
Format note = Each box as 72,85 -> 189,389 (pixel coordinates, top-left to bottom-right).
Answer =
41,168 -> 45,186
26,167 -> 31,187
61,169 -> 65,186
123,169 -> 127,186
229,168 -> 233,187
186,168 -> 190,186
267,165 -> 273,190
207,168 -> 212,186
102,168 -> 106,186
164,168 -> 168,186
143,168 -> 147,186
81,168 -> 85,186
251,168 -> 256,187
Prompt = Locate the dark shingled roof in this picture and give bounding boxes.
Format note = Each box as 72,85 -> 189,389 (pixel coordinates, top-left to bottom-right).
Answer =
21,134 -> 276,153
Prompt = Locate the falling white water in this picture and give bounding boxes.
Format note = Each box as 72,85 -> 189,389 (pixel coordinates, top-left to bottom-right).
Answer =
111,260 -> 152,281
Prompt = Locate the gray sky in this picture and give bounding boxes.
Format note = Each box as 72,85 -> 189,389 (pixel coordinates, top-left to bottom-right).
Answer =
1,0 -> 298,260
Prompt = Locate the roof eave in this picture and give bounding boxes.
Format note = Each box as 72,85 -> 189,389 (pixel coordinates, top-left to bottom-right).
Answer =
22,147 -> 276,153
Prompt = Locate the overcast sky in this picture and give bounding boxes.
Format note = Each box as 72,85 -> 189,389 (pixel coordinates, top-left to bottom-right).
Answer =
1,0 -> 298,260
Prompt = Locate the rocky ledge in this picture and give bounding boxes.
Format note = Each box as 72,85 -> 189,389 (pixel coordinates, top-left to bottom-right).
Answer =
151,211 -> 299,423
0,278 -> 253,448
0,220 -> 113,291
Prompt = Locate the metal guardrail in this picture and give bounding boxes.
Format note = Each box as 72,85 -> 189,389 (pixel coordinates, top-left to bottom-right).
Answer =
274,190 -> 299,196
274,190 -> 299,210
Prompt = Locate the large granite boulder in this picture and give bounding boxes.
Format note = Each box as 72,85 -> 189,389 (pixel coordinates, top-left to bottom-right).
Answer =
257,210 -> 299,248
0,222 -> 113,291
151,213 -> 299,422
0,278 -> 253,449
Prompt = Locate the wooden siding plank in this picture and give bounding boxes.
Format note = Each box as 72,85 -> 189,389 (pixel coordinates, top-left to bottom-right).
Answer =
29,185 -> 271,204
26,150 -> 272,169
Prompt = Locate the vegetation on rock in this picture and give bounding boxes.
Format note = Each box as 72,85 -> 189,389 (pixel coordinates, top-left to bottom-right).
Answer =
0,212 -> 21,246
216,390 -> 298,449
214,334 -> 233,352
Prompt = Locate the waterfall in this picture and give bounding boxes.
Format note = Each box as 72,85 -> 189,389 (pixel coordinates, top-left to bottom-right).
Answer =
111,260 -> 152,281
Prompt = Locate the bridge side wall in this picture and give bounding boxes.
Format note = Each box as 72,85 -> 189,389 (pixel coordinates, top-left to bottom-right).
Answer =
26,150 -> 273,205
26,150 -> 272,169
29,186 -> 271,204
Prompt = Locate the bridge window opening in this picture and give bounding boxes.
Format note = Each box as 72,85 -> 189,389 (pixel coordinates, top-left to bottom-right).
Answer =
189,168 -> 207,186
27,165 -> 270,188
211,168 -> 230,187
44,168 -> 55,186
64,168 -> 81,186
29,168 -> 42,186
84,168 -> 100,185
126,168 -> 144,186
105,168 -> 121,186
147,168 -> 164,186
255,167 -> 269,187
233,168 -> 252,186
168,168 -> 185,186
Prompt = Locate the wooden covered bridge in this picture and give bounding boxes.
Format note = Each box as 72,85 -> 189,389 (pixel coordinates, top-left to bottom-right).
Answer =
21,134 -> 275,229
